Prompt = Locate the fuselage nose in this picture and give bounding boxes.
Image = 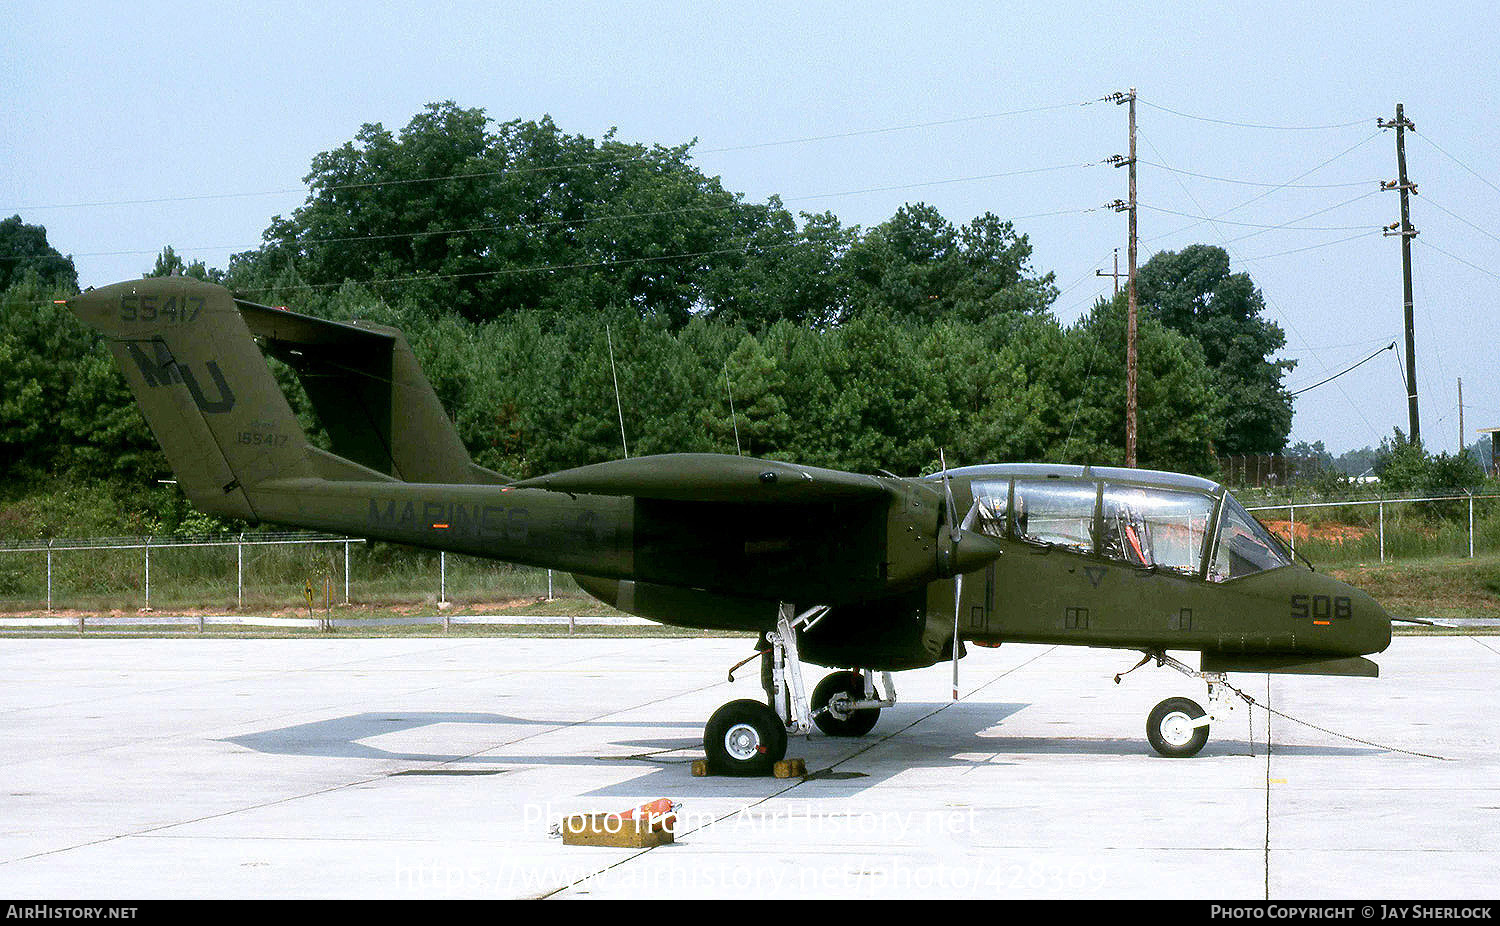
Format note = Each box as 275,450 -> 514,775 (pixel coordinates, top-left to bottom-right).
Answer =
1335,578 -> 1392,656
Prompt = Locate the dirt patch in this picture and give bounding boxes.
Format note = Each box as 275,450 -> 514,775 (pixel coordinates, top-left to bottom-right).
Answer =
1260,519 -> 1371,544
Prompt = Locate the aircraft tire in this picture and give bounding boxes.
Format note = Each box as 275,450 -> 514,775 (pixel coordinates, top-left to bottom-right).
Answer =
1147,697 -> 1209,758
704,699 -> 787,776
811,671 -> 880,737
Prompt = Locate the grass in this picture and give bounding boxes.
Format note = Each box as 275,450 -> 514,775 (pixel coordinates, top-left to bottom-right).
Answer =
1329,552 -> 1500,621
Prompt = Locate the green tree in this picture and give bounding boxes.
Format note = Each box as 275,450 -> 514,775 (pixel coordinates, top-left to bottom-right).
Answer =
234,103 -> 764,327
842,204 -> 1056,324
146,245 -> 220,282
1057,295 -> 1227,474
706,334 -> 793,458
0,279 -> 162,481
1136,245 -> 1292,454
0,216 -> 78,293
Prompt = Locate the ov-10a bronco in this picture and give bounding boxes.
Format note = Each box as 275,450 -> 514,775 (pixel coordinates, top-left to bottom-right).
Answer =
67,277 -> 1391,773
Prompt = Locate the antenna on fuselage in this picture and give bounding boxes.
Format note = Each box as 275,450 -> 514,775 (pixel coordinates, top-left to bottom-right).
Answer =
725,361 -> 742,455
606,324 -> 629,459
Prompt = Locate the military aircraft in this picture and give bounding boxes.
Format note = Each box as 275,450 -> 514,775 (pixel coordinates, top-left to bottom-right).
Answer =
66,276 -> 1392,774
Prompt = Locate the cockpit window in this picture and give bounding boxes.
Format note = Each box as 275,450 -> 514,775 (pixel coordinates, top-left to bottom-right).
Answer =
1013,479 -> 1097,553
1099,485 -> 1216,576
967,480 -> 1010,539
1210,495 -> 1292,582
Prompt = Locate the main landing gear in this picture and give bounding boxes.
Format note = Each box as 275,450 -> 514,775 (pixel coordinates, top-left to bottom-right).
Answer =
1116,650 -> 1250,758
703,603 -> 896,776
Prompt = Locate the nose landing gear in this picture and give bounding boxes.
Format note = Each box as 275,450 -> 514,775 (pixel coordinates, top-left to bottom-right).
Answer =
1116,650 -> 1250,758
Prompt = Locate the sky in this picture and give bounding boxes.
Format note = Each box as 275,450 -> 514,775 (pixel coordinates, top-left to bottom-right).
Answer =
3,0 -> 1497,457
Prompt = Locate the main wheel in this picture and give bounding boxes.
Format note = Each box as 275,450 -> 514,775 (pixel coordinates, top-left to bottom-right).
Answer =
704,699 -> 787,776
811,670 -> 880,737
1147,697 -> 1210,758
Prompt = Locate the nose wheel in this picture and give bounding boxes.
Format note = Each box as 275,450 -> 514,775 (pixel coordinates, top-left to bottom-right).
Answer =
1146,696 -> 1210,758
1116,650 -> 1246,758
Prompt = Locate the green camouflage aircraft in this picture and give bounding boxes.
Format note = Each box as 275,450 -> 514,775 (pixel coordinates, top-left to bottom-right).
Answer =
67,277 -> 1392,774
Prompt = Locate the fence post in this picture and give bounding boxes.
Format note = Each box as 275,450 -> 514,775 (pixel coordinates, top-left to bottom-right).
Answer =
46,540 -> 53,612
343,540 -> 350,605
440,551 -> 446,605
1289,504 -> 1296,555
1469,492 -> 1475,558
547,569 -> 554,601
1378,501 -> 1385,564
144,537 -> 151,611
237,533 -> 244,609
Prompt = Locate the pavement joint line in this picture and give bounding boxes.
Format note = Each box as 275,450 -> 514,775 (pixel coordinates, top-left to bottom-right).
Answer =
535,645 -> 1061,899
0,637 -> 504,719
1264,675 -> 1273,901
1470,636 -> 1500,660
0,657 -> 726,871
0,638 -> 642,720
0,643 -> 651,772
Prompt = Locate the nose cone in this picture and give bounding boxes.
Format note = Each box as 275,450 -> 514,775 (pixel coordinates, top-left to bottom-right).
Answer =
1362,589 -> 1394,654
1341,582 -> 1393,655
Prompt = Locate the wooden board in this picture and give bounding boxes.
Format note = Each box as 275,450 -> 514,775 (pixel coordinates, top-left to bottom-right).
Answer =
558,813 -> 674,848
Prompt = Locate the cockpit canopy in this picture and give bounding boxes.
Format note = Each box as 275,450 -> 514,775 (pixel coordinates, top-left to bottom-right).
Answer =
960,467 -> 1291,582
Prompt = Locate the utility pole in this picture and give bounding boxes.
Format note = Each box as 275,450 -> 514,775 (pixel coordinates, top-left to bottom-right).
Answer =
1379,103 -> 1420,447
1457,377 -> 1464,456
1107,88 -> 1140,467
1096,248 -> 1125,295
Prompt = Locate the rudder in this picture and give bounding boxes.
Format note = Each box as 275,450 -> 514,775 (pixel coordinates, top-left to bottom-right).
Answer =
69,277 -> 316,522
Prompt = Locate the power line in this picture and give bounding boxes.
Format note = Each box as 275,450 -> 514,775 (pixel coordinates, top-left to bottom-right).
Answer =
1416,236 -> 1500,282
1413,131 -> 1500,199
1136,98 -> 1373,132
1234,229 -> 1384,263
1418,194 -> 1500,247
232,238 -> 799,297
1137,160 -> 1378,189
1,166 -> 1104,265
2,99 -> 1104,213
1139,200 -> 1379,232
1287,342 -> 1396,397
1134,131 -> 1386,445
1139,131 -> 1386,245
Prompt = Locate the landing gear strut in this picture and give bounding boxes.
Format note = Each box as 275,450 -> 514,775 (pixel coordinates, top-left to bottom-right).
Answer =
1116,651 -> 1249,758
704,603 -> 896,775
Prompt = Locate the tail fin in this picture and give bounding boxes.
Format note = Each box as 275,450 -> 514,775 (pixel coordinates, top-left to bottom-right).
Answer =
69,277 -> 503,523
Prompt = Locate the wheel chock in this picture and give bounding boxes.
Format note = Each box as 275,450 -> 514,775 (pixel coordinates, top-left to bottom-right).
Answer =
690,757 -> 807,778
773,758 -> 806,778
555,798 -> 678,848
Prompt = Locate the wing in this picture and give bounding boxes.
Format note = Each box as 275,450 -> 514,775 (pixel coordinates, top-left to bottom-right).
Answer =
509,453 -> 891,502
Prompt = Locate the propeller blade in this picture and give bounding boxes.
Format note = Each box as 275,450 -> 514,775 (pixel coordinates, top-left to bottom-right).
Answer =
952,571 -> 962,700
939,448 -> 963,700
939,448 -> 958,539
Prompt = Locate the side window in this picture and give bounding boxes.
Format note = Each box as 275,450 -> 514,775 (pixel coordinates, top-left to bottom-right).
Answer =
1210,496 -> 1292,582
1012,479 -> 1097,553
1099,485 -> 1216,576
967,480 -> 1010,539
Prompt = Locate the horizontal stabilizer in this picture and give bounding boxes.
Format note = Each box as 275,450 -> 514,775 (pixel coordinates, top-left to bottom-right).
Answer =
512,453 -> 891,502
1200,653 -> 1379,678
238,299 -> 508,485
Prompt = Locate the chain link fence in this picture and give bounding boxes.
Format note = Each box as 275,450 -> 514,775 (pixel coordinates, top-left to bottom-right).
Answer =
1241,490 -> 1500,565
0,531 -> 575,614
